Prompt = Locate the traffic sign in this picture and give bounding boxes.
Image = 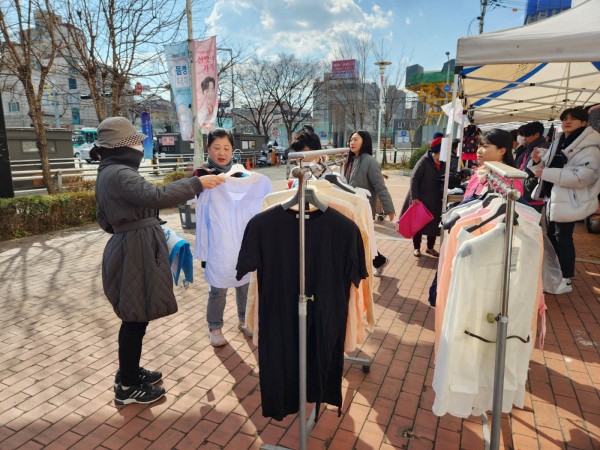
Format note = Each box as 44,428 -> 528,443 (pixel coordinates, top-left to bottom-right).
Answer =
442,83 -> 452,93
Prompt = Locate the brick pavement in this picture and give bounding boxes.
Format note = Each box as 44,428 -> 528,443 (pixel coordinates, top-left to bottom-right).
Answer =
0,167 -> 598,449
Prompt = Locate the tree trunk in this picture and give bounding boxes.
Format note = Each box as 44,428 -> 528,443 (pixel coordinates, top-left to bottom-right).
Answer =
25,85 -> 57,194
31,111 -> 57,194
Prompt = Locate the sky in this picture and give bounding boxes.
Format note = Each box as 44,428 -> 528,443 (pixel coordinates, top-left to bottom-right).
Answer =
199,0 -> 528,82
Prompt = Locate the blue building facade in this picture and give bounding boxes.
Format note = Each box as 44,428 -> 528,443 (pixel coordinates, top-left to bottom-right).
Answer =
524,0 -> 571,24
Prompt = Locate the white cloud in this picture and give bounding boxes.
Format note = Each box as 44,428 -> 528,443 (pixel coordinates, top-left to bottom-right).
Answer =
203,0 -> 394,60
405,17 -> 411,25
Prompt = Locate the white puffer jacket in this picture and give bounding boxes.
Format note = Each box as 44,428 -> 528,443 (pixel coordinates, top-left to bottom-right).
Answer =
528,126 -> 600,222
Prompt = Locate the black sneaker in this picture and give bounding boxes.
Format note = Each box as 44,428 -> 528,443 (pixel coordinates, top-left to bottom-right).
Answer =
114,382 -> 165,405
373,257 -> 388,277
114,367 -> 162,389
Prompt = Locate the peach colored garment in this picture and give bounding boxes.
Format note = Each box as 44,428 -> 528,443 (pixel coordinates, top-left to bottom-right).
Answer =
435,213 -> 493,356
245,185 -> 374,352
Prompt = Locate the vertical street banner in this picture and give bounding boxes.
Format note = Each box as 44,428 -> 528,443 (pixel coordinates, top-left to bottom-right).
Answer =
141,112 -> 154,160
164,41 -> 194,141
192,36 -> 218,133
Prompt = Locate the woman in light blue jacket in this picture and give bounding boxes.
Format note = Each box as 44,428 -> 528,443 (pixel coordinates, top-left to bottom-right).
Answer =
344,130 -> 395,276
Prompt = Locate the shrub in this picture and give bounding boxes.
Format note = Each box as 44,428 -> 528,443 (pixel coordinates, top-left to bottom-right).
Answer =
408,147 -> 429,169
62,176 -> 96,192
0,191 -> 97,241
162,170 -> 192,185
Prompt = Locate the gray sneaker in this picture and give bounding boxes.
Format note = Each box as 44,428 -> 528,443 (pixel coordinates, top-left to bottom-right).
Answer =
209,329 -> 227,347
238,322 -> 253,338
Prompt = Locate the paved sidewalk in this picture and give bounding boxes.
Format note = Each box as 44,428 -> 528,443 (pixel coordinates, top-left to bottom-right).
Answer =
0,168 -> 598,449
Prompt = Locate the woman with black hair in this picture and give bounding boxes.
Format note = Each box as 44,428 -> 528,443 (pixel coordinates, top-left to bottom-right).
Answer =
462,128 -> 521,200
529,106 -> 600,294
344,130 -> 395,276
193,128 -> 272,347
400,136 -> 445,258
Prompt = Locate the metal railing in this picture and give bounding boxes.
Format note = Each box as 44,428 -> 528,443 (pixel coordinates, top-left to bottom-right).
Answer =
9,153 -> 199,195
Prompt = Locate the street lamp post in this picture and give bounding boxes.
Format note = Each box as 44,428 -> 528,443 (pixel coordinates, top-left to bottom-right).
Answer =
374,60 -> 391,163
444,51 -> 451,128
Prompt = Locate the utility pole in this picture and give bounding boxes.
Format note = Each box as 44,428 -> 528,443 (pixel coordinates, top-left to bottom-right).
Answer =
479,0 -> 488,34
186,0 -> 203,166
0,90 -> 15,198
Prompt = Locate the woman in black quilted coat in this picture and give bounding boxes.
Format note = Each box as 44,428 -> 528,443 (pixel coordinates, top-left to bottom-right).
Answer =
94,117 -> 223,405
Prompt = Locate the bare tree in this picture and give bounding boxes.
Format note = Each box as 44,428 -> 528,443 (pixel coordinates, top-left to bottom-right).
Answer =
380,58 -> 410,165
232,58 -> 277,136
262,53 -> 325,144
0,3 -> 62,193
328,36 -> 376,137
54,0 -> 193,122
214,44 -> 250,129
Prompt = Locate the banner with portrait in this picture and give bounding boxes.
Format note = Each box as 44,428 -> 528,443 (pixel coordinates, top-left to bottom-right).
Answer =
164,41 -> 194,141
192,36 -> 218,133
141,112 -> 154,160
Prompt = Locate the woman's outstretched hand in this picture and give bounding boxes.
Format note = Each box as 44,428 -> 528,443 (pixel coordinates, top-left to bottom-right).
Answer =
198,175 -> 225,190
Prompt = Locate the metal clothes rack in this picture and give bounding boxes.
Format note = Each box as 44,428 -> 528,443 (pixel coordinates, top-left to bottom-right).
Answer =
263,147 -> 372,450
481,161 -> 528,450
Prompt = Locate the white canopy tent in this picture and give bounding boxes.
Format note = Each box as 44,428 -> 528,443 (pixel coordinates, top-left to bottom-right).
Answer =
441,2 -> 600,449
455,0 -> 600,124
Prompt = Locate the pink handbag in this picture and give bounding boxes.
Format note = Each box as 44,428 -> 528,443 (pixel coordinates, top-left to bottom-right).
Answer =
396,202 -> 434,239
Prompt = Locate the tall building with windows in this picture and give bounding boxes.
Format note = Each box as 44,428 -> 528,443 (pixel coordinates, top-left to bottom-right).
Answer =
0,11 -> 99,128
524,0 -> 571,24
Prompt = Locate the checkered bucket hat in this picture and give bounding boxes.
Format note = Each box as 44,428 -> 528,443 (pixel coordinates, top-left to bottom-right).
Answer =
96,116 -> 147,149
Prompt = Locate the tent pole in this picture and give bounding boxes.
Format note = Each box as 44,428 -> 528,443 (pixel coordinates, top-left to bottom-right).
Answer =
441,73 -> 460,213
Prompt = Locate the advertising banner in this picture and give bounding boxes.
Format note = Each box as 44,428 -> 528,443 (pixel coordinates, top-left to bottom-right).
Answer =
141,112 -> 153,160
331,59 -> 359,79
192,36 -> 218,133
164,41 -> 194,141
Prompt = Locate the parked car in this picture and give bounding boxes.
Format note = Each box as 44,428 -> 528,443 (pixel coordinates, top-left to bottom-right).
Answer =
77,143 -> 96,163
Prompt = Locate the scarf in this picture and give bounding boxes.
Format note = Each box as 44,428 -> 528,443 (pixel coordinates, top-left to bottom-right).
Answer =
205,156 -> 234,174
540,126 -> 586,198
98,147 -> 143,170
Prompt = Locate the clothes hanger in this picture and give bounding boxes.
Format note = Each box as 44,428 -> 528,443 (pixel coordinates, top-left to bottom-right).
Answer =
281,187 -> 328,212
481,192 -> 501,208
323,173 -> 357,194
225,162 -> 250,177
465,203 -> 519,233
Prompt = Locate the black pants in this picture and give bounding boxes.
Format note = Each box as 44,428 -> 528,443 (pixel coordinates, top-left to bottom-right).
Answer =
413,234 -> 436,250
547,220 -> 576,279
118,321 -> 148,387
373,251 -> 386,269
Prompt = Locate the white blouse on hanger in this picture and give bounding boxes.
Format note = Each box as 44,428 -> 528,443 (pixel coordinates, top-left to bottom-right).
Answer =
433,217 -> 542,418
194,173 -> 272,288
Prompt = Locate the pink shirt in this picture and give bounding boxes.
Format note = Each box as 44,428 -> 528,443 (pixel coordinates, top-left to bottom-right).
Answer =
464,171 -> 524,199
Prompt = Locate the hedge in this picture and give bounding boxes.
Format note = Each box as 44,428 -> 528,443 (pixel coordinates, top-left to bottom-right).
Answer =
408,146 -> 429,169
0,191 -> 97,241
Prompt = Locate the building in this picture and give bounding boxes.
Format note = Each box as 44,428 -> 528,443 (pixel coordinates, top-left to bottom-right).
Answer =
0,11 -> 100,129
524,0 -> 571,24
